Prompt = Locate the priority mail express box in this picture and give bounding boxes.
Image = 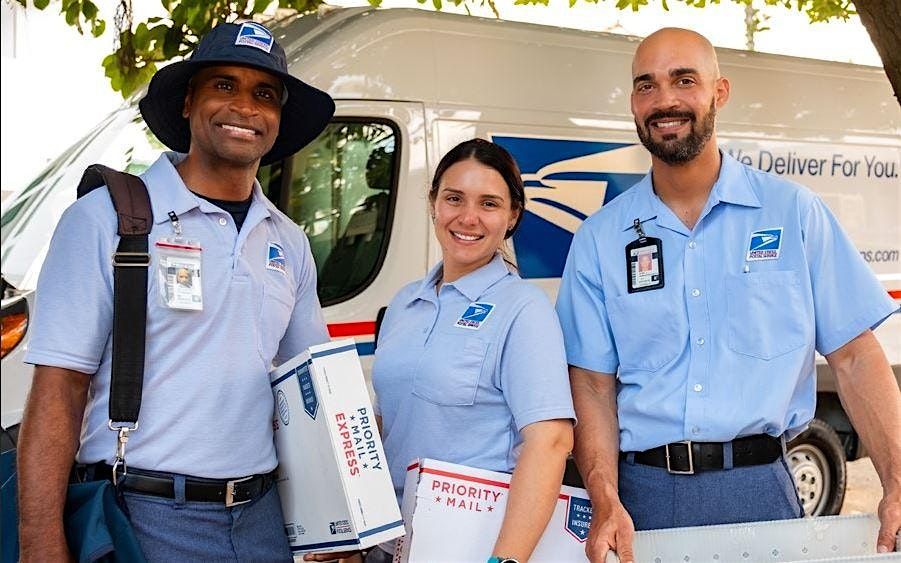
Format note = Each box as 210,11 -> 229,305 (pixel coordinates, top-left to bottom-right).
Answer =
270,339 -> 404,555
395,459 -> 592,562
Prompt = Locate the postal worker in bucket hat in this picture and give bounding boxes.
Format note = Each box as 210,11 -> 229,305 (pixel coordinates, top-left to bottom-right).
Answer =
140,20 -> 335,165
18,20 -> 334,562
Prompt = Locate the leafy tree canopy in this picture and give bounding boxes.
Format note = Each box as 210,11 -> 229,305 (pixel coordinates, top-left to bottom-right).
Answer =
13,0 -> 878,100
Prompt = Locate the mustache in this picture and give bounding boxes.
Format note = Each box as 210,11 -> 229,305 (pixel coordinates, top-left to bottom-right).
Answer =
644,110 -> 695,129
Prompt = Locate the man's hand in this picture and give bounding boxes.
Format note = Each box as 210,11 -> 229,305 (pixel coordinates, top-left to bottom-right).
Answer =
877,488 -> 901,553
585,488 -> 635,563
826,331 -> 901,553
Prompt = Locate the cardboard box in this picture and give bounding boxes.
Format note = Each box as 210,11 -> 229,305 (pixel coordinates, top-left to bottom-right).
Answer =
270,339 -> 404,555
395,458 -> 593,562
396,459 -> 895,563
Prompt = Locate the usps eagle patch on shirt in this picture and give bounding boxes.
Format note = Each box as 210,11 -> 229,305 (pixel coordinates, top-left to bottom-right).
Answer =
455,302 -> 495,330
746,228 -> 783,261
267,242 -> 287,274
235,22 -> 274,53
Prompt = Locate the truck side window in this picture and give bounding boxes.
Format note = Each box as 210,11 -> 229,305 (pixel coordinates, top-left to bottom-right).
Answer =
258,120 -> 398,306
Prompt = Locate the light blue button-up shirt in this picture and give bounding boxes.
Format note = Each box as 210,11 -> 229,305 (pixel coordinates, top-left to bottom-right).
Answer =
373,253 -> 575,503
26,152 -> 329,477
556,152 -> 897,452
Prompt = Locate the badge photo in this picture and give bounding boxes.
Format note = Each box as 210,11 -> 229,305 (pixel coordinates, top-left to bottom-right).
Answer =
625,237 -> 664,293
156,239 -> 203,311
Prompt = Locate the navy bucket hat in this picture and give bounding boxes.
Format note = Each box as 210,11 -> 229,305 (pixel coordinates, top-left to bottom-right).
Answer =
139,21 -> 335,166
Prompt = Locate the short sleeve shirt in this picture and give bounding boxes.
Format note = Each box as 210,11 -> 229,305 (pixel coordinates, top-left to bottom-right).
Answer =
25,152 -> 330,477
373,253 -> 576,502
556,152 -> 897,452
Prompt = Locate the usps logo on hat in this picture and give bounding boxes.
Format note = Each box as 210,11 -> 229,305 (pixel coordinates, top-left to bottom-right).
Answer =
267,242 -> 287,273
455,302 -> 495,330
747,227 -> 783,261
235,22 -> 273,53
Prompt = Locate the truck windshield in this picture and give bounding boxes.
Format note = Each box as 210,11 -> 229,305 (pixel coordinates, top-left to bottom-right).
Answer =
1,106 -> 160,290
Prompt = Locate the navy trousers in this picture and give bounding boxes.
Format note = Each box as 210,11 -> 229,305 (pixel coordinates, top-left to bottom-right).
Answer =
619,456 -> 804,530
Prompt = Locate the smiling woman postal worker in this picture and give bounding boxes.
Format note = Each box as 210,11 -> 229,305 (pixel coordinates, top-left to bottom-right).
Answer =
309,139 -> 576,563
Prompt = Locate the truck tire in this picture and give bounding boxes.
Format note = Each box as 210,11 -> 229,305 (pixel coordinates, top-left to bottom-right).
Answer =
786,418 -> 846,517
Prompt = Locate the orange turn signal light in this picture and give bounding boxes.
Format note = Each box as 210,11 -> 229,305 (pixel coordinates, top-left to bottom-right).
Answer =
1,312 -> 27,359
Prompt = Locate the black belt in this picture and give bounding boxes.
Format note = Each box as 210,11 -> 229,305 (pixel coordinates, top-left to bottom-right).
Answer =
88,464 -> 277,507
621,434 -> 783,474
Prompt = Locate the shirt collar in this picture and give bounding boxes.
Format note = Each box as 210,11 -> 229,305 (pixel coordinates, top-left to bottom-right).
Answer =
710,151 -> 761,208
146,152 -> 271,224
409,253 -> 512,304
626,150 -> 761,234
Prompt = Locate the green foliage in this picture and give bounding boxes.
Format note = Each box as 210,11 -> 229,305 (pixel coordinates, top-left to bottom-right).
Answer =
19,0 -> 857,98
17,0 -> 320,98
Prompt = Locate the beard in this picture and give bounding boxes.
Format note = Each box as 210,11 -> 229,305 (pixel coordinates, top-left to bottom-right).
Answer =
636,97 -> 716,165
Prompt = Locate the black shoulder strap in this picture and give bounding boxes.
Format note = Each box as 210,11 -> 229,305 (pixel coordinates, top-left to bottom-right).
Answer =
77,164 -> 152,426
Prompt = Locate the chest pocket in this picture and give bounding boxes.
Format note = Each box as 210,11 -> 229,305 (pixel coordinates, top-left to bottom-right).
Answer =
606,290 -> 687,371
258,284 -> 295,365
725,270 -> 808,360
412,332 -> 489,406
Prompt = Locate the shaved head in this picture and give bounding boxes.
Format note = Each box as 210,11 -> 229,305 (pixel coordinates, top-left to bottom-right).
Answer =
632,28 -> 720,83
630,27 -> 729,166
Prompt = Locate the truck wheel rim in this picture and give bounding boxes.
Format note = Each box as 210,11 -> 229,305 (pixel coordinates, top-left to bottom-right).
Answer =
788,444 -> 832,516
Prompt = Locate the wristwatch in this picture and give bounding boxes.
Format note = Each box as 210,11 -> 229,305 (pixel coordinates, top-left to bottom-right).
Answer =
487,557 -> 520,563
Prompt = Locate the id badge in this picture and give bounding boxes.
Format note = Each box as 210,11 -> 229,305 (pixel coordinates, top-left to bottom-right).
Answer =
626,237 -> 664,293
155,239 -> 203,310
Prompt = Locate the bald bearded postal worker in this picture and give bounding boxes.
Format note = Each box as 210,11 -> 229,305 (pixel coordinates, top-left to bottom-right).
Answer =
555,27 -> 901,562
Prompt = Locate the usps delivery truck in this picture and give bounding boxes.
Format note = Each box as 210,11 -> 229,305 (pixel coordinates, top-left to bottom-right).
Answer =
2,8 -> 899,526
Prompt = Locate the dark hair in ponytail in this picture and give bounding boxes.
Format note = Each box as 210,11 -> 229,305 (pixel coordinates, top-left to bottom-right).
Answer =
429,138 -> 525,239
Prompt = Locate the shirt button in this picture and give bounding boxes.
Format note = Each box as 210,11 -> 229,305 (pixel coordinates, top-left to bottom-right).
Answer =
218,217 -> 228,226
688,241 -> 697,249
693,383 -> 703,392
696,337 -> 705,346
691,426 -> 700,435
691,288 -> 701,297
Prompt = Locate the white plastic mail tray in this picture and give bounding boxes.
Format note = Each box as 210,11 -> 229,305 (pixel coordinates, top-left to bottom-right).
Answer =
606,514 -> 900,562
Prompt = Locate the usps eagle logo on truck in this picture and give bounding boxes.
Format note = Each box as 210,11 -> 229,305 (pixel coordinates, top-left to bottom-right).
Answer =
490,135 -> 650,279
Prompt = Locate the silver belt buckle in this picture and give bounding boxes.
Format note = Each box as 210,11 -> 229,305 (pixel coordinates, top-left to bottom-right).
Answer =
665,440 -> 695,475
225,475 -> 254,507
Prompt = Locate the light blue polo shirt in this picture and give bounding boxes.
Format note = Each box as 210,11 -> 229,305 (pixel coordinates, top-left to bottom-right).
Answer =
556,152 -> 898,452
25,152 -> 329,478
373,253 -> 576,503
